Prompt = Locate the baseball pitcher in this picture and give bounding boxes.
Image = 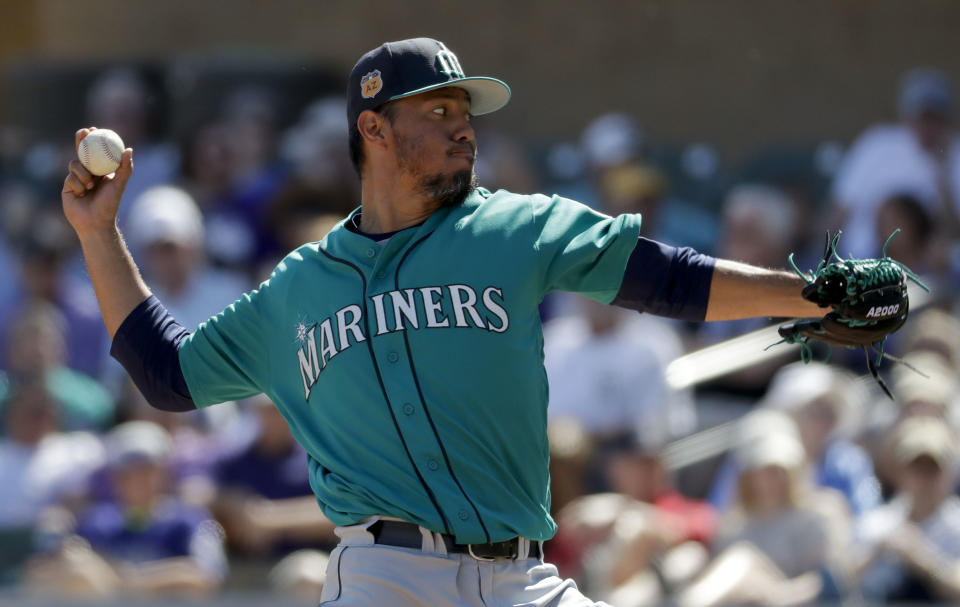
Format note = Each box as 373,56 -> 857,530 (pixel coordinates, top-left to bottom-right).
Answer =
61,38 -> 899,606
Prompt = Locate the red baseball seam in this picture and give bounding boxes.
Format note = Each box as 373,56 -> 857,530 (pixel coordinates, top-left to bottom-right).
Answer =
100,136 -> 120,166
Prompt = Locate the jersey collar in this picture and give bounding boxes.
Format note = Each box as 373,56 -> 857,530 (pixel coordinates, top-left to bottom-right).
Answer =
325,205 -> 456,267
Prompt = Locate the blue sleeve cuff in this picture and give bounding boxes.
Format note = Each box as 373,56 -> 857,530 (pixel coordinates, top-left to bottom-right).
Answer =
612,237 -> 716,321
109,295 -> 196,412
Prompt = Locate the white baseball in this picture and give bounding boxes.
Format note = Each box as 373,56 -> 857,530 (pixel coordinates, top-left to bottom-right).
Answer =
77,129 -> 125,176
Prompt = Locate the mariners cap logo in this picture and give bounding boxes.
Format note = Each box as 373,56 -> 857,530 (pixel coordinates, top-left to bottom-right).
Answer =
435,43 -> 465,79
361,69 -> 383,99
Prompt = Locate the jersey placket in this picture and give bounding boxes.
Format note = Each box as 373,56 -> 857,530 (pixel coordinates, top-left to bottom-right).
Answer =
361,230 -> 489,542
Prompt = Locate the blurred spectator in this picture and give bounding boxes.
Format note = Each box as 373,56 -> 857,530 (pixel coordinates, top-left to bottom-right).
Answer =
892,351 -> 959,421
200,86 -> 290,271
543,418 -> 594,581
180,119 -> 233,209
603,435 -> 717,547
267,548 -> 329,602
0,209 -> 108,378
126,185 -> 249,331
544,295 -> 693,490
0,303 -> 114,432
279,96 -> 356,198
552,112 -> 646,211
546,418 -> 594,519
831,67 -> 960,262
875,193 -> 935,273
95,383 -> 229,508
86,68 -> 179,225
579,112 -> 722,250
28,421 -> 227,597
697,184 -> 798,393
582,113 -> 645,177
865,351 -> 960,497
473,129 -> 540,194
554,494 -> 700,606
596,162 -> 668,239
550,430 -> 715,605
901,307 -> 960,369
679,411 -> 845,606
263,96 -> 358,260
0,381 -> 104,584
213,395 -> 336,556
709,362 -> 882,518
254,96 -> 361,274
542,127 -> 673,320
0,381 -> 105,528
854,417 -> 960,602
0,183 -> 33,311
261,197 -> 349,275
715,183 -> 798,276
858,314 -> 960,495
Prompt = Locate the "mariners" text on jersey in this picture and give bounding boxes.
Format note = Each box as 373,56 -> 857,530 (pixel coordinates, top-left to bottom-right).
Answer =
296,285 -> 509,399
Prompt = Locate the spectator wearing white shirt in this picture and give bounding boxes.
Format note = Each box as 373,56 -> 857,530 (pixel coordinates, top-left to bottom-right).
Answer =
0,382 -> 105,529
0,381 -> 105,584
831,68 -> 960,259
126,185 -> 249,332
544,295 -> 693,450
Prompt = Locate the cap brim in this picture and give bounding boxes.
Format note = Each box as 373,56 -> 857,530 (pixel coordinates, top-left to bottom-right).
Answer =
389,77 -> 511,116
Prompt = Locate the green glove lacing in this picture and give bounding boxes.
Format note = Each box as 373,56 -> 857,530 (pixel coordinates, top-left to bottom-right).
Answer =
788,230 -> 928,299
773,229 -> 931,399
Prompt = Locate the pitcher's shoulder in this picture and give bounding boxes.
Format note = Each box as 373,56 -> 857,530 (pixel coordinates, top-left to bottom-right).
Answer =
464,187 -> 564,216
454,188 -> 547,230
469,187 -> 550,206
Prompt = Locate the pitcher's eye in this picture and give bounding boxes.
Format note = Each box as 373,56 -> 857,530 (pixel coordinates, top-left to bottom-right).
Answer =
433,107 -> 446,116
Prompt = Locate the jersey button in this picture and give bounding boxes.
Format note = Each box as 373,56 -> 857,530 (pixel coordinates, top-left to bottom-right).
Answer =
366,248 -> 376,258
402,403 -> 415,415
387,351 -> 399,363
457,510 -> 470,521
427,459 -> 439,471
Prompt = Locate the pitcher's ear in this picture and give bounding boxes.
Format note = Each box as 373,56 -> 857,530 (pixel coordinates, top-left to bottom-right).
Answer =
358,110 -> 389,147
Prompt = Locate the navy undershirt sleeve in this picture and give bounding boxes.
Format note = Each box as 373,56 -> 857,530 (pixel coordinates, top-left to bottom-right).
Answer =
611,237 -> 717,321
109,295 -> 196,412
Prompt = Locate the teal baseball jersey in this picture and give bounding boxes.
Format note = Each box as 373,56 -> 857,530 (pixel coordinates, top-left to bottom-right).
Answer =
178,188 -> 641,544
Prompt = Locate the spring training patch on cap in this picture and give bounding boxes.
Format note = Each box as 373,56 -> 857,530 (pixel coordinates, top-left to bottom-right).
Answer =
361,70 -> 383,99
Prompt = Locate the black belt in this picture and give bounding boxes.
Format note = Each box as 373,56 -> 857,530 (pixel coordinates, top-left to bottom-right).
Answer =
369,520 -> 541,561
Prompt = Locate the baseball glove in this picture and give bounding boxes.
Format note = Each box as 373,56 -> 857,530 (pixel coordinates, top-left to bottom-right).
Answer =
775,230 -> 928,398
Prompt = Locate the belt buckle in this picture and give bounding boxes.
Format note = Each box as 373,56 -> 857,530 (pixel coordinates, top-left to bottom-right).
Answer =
467,540 -> 520,561
467,543 -> 497,562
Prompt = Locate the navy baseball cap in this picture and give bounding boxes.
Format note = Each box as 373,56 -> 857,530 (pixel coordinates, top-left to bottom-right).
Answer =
347,38 -> 511,130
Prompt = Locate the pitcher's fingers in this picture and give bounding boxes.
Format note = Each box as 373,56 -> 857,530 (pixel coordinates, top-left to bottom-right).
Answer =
68,159 -> 96,190
75,127 -> 95,149
112,149 -> 134,188
63,173 -> 88,197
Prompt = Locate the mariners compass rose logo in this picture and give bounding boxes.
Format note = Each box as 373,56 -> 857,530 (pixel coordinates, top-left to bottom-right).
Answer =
294,314 -> 315,346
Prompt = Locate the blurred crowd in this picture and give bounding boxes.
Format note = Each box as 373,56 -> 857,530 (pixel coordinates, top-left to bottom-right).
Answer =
1,61 -> 959,606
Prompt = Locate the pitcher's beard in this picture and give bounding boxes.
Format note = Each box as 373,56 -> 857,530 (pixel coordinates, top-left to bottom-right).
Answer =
394,130 -> 478,208
421,169 -> 478,208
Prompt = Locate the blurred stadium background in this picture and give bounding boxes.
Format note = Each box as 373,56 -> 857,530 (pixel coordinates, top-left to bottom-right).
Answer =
2,1 -> 960,606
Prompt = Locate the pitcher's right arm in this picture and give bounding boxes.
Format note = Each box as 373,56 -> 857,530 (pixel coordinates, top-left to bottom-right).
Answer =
62,127 -> 194,412
62,127 -> 149,337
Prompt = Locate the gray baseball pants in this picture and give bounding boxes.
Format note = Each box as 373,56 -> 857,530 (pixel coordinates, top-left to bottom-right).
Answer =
318,516 -> 611,606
